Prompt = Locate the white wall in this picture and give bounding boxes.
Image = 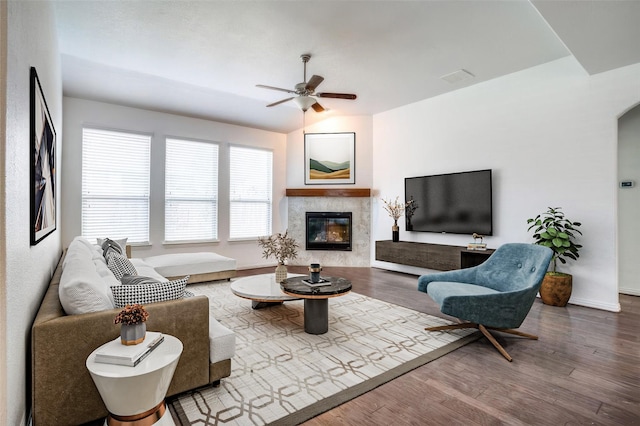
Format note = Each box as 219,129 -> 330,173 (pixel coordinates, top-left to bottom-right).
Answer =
372,57 -> 640,312
3,1 -> 63,424
285,115 -> 374,266
618,104 -> 640,296
62,98 -> 287,269
286,115 -> 373,189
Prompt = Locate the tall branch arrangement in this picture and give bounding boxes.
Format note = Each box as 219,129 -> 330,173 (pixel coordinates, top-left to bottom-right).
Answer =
382,196 -> 415,221
258,230 -> 299,265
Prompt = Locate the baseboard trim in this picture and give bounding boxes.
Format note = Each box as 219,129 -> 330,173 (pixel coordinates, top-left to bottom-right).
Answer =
565,296 -> 621,312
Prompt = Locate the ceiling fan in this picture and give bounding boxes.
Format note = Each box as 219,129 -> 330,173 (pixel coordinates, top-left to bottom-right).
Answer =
256,54 -> 357,112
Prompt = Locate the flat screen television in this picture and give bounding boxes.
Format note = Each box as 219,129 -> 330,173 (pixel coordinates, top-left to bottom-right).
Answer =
404,169 -> 493,235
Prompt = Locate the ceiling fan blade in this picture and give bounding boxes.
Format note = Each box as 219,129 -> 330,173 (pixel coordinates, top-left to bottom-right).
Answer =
256,84 -> 296,94
311,102 -> 325,113
316,92 -> 357,100
266,97 -> 294,107
305,75 -> 324,91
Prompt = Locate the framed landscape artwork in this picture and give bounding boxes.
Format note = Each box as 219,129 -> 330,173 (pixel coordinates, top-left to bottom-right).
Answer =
304,132 -> 355,185
30,67 -> 57,245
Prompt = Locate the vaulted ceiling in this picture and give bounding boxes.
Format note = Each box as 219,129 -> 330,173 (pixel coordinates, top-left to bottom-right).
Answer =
53,1 -> 640,134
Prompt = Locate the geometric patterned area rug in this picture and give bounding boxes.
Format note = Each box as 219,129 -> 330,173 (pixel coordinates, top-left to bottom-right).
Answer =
168,277 -> 479,425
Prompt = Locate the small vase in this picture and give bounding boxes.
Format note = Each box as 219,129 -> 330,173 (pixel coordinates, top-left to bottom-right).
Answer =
275,263 -> 288,283
392,220 -> 400,242
120,322 -> 146,345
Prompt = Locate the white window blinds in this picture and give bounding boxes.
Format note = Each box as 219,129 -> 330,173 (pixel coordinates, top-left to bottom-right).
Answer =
81,128 -> 151,243
229,145 -> 273,239
165,138 -> 219,242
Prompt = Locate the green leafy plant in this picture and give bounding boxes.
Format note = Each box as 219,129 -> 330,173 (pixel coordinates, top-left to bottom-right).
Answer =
527,207 -> 582,273
258,230 -> 299,265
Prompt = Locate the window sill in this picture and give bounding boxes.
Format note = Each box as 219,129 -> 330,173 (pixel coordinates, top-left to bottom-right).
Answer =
162,239 -> 220,246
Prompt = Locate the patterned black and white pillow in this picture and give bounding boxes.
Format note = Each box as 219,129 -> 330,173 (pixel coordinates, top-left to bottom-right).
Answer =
100,238 -> 125,258
120,274 -> 161,286
111,276 -> 190,308
106,252 -> 138,280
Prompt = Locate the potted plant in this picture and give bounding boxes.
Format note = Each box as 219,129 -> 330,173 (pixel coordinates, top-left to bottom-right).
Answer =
382,196 -> 413,242
114,304 -> 149,345
258,230 -> 299,283
527,207 -> 582,306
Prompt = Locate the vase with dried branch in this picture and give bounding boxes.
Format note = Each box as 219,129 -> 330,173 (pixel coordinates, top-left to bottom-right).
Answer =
258,230 -> 299,283
382,196 -> 414,242
114,304 -> 149,345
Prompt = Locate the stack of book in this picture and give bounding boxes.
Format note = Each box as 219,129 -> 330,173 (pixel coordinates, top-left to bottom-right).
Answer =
467,243 -> 487,251
302,278 -> 331,287
95,332 -> 164,367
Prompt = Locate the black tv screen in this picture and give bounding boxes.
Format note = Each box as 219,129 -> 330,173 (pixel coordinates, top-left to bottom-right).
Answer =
404,169 -> 493,235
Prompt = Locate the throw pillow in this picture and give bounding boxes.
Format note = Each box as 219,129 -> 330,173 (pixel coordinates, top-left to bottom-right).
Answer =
120,274 -> 162,286
100,237 -> 126,258
106,252 -> 138,280
111,276 -> 190,308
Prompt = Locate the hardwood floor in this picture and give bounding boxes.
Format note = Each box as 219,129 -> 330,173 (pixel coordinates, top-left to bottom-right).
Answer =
239,266 -> 640,426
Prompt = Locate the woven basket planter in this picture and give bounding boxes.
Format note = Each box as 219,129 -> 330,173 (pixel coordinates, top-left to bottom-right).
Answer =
539,272 -> 572,307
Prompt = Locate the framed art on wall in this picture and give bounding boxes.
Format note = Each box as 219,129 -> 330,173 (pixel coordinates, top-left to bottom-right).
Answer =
30,67 -> 57,245
304,132 -> 355,185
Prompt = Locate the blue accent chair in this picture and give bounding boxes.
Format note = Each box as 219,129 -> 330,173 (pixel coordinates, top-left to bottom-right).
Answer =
417,243 -> 553,361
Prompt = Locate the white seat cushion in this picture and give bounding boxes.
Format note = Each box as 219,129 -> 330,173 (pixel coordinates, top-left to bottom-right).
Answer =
142,252 -> 236,278
129,258 -> 168,282
209,317 -> 236,364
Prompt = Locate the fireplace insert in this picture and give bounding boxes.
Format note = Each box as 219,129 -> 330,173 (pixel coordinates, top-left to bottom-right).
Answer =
306,212 -> 352,251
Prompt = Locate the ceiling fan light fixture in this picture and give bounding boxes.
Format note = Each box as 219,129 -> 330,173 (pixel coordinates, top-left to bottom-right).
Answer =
293,96 -> 317,112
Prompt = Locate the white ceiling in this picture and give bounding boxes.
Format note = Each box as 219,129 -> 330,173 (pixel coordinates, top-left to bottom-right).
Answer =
53,1 -> 640,134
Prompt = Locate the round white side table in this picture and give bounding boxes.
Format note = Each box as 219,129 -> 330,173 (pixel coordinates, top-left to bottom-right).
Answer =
86,334 -> 183,426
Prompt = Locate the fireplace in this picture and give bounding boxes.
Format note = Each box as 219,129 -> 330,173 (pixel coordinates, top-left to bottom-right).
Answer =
306,212 -> 352,251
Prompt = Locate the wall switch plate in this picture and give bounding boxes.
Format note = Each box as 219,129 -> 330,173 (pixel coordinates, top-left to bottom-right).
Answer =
620,181 -> 634,188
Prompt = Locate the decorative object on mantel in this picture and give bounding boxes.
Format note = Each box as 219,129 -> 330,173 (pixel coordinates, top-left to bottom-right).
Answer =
468,233 -> 487,251
258,230 -> 299,283
382,196 -> 413,242
527,207 -> 582,307
304,132 -> 356,185
114,304 -> 149,345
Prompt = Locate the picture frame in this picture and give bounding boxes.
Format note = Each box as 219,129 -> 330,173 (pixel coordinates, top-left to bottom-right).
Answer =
30,67 -> 57,245
304,132 -> 355,185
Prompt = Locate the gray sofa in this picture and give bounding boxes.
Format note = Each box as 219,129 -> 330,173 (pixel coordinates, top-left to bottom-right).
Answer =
31,240 -> 236,425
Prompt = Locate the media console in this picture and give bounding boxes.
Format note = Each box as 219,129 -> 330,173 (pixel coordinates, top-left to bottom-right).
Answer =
375,240 -> 495,271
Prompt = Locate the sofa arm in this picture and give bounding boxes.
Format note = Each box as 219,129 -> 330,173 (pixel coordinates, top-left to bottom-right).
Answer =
32,295 -> 210,426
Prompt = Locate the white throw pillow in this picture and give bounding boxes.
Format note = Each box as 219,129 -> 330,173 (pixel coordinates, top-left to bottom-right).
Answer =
59,254 -> 116,314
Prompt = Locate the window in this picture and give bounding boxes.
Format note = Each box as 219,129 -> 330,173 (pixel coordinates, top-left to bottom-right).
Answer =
165,138 -> 219,242
229,145 -> 273,239
82,128 -> 151,243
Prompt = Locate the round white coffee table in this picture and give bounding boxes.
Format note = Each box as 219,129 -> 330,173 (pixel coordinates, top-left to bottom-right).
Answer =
231,273 -> 304,309
86,334 -> 182,425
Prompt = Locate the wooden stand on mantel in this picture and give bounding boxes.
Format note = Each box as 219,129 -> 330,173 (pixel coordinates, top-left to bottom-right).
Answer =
286,188 -> 371,197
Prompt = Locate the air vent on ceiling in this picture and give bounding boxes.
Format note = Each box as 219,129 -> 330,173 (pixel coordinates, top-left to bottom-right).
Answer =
440,69 -> 475,84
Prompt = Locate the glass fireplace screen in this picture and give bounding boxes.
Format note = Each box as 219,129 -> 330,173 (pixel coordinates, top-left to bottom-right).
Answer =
305,212 -> 352,251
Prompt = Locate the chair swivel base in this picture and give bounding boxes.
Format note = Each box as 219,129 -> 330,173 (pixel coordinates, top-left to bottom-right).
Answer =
425,322 -> 538,362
